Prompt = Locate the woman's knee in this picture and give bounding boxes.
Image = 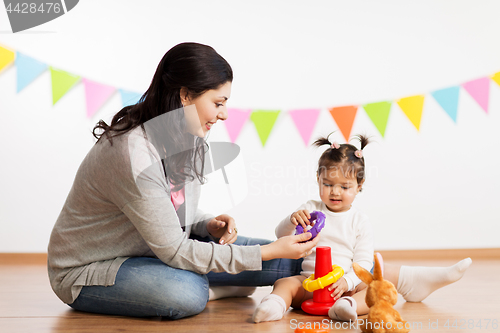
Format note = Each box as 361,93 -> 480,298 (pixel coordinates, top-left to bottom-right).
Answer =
117,258 -> 210,318
151,273 -> 209,318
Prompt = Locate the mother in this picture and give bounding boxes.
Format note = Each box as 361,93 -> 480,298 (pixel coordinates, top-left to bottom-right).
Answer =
47,42 -> 319,319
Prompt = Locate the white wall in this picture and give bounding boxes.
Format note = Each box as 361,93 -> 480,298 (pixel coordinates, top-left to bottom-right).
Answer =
1,0 -> 499,252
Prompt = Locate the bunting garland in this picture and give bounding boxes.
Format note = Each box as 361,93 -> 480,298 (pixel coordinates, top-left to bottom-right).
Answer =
0,43 -> 498,147
1,44 -> 142,117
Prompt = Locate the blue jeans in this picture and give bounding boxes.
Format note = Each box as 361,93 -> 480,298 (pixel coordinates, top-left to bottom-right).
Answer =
69,236 -> 303,319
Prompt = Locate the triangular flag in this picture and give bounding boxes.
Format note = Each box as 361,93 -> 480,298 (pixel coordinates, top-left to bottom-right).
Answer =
397,95 -> 425,131
0,45 -> 16,72
329,105 -> 358,141
83,78 -> 116,118
363,101 -> 392,137
250,110 -> 280,147
431,86 -> 460,122
15,52 -> 48,92
224,108 -> 251,143
289,109 -> 321,146
50,67 -> 81,105
462,77 -> 489,113
119,89 -> 142,107
491,72 -> 500,87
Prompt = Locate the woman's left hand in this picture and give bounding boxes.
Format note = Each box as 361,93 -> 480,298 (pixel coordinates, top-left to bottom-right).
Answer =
206,214 -> 238,245
328,277 -> 349,300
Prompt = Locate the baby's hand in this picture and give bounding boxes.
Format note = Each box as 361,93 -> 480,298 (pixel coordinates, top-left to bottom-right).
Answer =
290,210 -> 312,230
328,277 -> 348,300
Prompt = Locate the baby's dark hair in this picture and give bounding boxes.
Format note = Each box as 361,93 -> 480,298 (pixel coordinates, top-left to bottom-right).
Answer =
312,133 -> 371,185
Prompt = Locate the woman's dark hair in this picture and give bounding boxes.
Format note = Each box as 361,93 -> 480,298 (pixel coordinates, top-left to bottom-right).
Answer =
92,42 -> 233,189
312,133 -> 371,186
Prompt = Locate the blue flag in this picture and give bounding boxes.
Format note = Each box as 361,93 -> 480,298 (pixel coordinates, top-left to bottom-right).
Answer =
16,52 -> 47,93
431,86 -> 460,122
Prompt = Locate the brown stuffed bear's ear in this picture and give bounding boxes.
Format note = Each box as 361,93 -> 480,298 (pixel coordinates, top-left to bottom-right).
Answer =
353,262 -> 373,285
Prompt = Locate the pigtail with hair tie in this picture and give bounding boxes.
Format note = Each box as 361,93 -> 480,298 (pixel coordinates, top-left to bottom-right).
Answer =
355,134 -> 371,150
312,131 -> 340,149
312,131 -> 337,149
351,134 -> 371,158
355,134 -> 371,154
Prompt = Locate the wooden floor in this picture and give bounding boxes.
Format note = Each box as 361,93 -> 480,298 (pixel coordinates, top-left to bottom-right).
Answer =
1,250 -> 499,333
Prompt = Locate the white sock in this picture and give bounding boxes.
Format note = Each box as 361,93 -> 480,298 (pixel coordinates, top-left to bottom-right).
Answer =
328,296 -> 357,322
252,294 -> 287,323
208,286 -> 256,301
397,257 -> 472,302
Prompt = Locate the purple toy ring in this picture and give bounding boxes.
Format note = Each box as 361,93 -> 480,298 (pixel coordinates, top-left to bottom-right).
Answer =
295,211 -> 326,240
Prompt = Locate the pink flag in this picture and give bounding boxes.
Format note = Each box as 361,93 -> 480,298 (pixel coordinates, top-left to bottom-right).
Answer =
224,108 -> 251,143
289,109 -> 321,146
83,78 -> 116,118
462,77 -> 490,113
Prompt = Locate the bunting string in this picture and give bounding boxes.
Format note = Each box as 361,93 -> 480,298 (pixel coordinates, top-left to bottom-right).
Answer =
1,44 -> 499,147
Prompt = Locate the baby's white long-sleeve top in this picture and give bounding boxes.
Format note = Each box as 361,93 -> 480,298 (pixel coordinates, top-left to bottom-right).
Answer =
275,200 -> 374,291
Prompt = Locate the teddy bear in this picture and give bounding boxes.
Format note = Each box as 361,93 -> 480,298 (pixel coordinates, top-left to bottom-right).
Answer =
353,254 -> 410,333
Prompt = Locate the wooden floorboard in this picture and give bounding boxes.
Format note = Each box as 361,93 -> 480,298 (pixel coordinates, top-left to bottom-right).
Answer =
1,253 -> 499,332
1,248 -> 498,265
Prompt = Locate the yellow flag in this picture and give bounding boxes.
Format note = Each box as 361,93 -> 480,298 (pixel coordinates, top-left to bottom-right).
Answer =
492,72 -> 500,87
397,95 -> 425,131
0,45 -> 16,72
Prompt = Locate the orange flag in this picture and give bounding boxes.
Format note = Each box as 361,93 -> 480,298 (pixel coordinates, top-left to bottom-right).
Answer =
329,105 -> 358,141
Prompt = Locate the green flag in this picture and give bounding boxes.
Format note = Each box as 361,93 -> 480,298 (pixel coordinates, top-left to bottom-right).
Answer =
50,66 -> 81,105
363,101 -> 392,137
250,110 -> 280,147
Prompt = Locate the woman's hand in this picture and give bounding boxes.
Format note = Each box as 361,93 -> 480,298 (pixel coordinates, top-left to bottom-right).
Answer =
206,214 -> 238,245
328,277 -> 348,300
290,209 -> 312,229
260,232 -> 320,261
